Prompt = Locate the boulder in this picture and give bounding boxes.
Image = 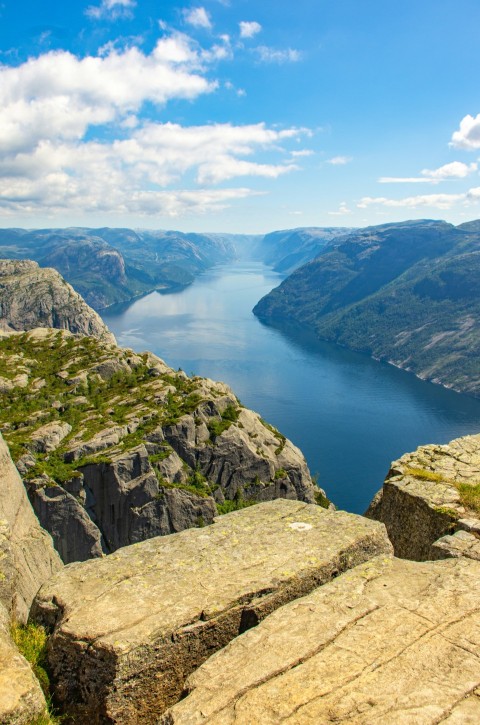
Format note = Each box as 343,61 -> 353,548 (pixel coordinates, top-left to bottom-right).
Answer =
0,603 -> 47,725
31,500 -> 391,723
162,556 -> 480,725
366,433 -> 480,560
0,434 -> 62,622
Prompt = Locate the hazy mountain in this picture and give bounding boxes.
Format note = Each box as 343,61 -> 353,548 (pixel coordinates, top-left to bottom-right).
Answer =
254,219 -> 480,397
0,227 -> 239,309
253,227 -> 354,273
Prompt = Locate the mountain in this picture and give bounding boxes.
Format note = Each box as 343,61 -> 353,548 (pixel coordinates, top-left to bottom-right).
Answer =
0,326 -> 323,564
0,259 -> 115,343
254,219 -> 480,396
0,227 -> 240,309
253,226 -> 354,273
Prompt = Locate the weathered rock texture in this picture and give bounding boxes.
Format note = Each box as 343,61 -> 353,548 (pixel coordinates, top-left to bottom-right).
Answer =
0,328 -> 322,564
0,433 -> 62,622
366,432 -> 480,560
0,603 -> 47,725
0,259 -> 115,342
162,555 -> 480,725
31,500 -> 392,723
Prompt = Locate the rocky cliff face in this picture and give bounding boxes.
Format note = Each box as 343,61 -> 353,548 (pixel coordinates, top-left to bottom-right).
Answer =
0,328 -> 322,564
366,432 -> 480,560
0,259 -> 115,343
0,432 -> 61,622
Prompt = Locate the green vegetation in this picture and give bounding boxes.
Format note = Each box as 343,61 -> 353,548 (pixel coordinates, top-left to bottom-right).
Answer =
314,489 -> 331,509
207,404 -> 240,439
11,621 -> 64,724
404,467 -> 480,516
254,220 -> 480,397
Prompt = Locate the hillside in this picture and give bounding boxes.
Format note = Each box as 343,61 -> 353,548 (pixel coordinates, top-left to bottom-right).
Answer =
254,219 -> 480,396
0,227 -> 238,309
0,327 -> 322,563
0,259 -> 115,343
253,226 -> 353,273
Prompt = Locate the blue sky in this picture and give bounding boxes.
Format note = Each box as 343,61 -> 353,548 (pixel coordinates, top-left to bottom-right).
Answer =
1,0 -> 480,232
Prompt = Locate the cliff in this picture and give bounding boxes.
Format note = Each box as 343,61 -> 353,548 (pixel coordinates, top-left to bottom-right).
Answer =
366,432 -> 480,560
0,259 -> 115,343
254,219 -> 480,397
0,327 -> 322,564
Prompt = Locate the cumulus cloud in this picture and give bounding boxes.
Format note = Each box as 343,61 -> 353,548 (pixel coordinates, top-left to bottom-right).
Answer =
239,21 -> 261,38
357,188 -> 480,211
183,7 -> 212,29
255,46 -> 301,63
0,32 -> 310,219
451,114 -> 480,150
86,0 -> 136,21
379,161 -> 478,184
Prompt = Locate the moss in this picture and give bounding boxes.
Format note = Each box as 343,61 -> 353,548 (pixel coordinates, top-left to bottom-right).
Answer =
314,489 -> 331,509
274,468 -> 287,480
456,482 -> 480,515
404,467 -> 443,482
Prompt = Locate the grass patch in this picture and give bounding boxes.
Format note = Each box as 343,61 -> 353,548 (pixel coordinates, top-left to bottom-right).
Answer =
208,404 -> 239,439
216,498 -> 256,515
404,467 -> 443,482
456,482 -> 480,515
314,489 -> 331,509
404,467 -> 480,516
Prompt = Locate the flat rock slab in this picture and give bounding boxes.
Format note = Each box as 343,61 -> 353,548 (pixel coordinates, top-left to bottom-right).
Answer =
162,556 -> 480,725
0,604 -> 47,725
366,432 -> 480,560
31,500 -> 391,723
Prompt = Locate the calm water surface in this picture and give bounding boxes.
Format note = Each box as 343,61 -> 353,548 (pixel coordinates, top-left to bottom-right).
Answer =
102,262 -> 480,514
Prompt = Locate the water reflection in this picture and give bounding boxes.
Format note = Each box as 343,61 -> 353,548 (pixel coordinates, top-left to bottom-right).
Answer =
102,262 -> 480,513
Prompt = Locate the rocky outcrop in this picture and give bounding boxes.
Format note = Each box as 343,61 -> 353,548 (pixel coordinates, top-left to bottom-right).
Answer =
0,603 -> 47,724
0,433 -> 62,622
0,259 -> 115,342
31,500 -> 392,723
366,433 -> 480,560
162,555 -> 480,725
0,328 -> 323,564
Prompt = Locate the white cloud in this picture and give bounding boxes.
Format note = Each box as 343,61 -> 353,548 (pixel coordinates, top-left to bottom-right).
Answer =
183,7 -> 212,29
290,149 -> 314,157
379,161 -> 478,184
327,156 -> 352,165
239,21 -> 261,39
0,38 -> 216,156
86,0 -> 136,21
328,202 -> 351,216
255,46 -> 301,63
451,113 -> 480,150
356,189 -> 480,211
0,34 -> 310,220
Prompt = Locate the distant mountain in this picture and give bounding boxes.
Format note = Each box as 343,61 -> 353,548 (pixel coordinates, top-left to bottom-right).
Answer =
0,227 -> 239,310
253,227 -> 354,273
254,219 -> 480,397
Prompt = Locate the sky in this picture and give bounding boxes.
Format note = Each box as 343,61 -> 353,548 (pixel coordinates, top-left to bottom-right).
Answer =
1,0 -> 480,233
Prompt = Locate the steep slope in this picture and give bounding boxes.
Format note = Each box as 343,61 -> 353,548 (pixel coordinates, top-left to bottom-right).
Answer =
0,227 -> 239,309
254,226 -> 353,273
254,219 -> 480,396
0,259 -> 115,343
0,328 -> 323,563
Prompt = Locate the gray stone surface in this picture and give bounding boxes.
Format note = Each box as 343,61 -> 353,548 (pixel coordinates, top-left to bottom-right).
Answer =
366,433 -> 480,560
28,481 -> 105,563
0,434 -> 62,622
162,556 -> 480,725
0,259 -> 115,343
31,500 -> 392,723
0,603 -> 47,725
431,530 -> 480,561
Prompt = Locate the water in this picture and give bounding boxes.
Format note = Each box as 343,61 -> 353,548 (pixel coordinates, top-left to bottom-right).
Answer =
101,261 -> 480,514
